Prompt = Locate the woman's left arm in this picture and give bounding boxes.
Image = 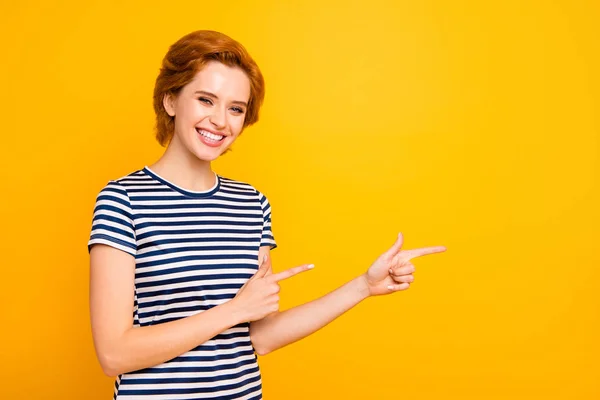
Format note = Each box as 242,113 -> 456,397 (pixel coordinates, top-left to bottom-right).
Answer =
249,233 -> 446,355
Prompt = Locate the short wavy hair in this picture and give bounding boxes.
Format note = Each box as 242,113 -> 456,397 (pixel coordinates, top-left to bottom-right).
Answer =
153,30 -> 265,146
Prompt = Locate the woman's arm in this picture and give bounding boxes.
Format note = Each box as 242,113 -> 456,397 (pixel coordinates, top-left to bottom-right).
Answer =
90,243 -> 313,376
90,244 -> 246,377
249,271 -> 370,355
249,234 -> 446,355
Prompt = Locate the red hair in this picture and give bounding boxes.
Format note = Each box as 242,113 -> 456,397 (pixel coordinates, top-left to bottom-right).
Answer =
153,30 -> 265,146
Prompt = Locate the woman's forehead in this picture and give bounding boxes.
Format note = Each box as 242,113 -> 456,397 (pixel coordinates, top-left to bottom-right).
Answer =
186,62 -> 251,100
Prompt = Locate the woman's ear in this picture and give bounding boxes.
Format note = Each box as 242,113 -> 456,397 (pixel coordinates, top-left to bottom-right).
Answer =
163,93 -> 176,117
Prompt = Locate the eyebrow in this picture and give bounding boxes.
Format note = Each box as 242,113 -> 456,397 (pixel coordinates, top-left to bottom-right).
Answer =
194,90 -> 248,107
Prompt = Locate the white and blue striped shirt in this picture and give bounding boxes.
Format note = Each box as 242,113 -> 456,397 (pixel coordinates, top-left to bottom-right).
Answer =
88,166 -> 276,399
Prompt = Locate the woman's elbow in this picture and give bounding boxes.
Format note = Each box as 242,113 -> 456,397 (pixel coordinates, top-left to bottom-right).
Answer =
250,334 -> 273,356
250,321 -> 279,356
96,348 -> 126,377
101,365 -> 119,378
253,345 -> 273,356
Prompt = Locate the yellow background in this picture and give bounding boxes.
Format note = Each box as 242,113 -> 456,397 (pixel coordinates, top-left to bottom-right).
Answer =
1,0 -> 598,399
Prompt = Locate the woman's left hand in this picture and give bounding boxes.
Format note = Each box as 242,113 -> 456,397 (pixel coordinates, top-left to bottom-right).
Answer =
362,233 -> 446,297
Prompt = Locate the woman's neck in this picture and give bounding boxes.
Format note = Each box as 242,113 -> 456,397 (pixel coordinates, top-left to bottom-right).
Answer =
148,138 -> 216,192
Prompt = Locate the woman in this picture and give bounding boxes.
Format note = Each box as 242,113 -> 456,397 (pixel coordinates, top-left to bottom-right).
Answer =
88,30 -> 446,399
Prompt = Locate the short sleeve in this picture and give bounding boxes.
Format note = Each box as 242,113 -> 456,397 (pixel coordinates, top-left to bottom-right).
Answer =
88,181 -> 137,257
257,191 -> 277,250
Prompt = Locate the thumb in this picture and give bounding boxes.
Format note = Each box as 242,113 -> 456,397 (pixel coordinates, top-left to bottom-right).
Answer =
252,255 -> 271,280
384,232 -> 404,257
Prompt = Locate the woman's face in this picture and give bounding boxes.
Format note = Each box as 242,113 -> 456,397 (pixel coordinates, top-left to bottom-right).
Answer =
164,61 -> 251,162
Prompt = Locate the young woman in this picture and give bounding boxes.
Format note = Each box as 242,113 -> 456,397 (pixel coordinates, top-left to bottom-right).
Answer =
88,30 -> 446,399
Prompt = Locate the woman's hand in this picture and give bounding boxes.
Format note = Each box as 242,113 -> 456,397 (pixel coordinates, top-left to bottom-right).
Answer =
362,233 -> 446,296
231,255 -> 314,322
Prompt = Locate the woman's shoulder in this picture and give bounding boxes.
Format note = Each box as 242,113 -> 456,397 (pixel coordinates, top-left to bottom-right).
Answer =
218,175 -> 264,195
111,168 -> 147,185
96,168 -> 151,189
94,168 -> 146,196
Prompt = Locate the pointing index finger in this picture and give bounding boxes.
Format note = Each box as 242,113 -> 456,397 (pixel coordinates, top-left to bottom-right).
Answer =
269,264 -> 314,283
402,246 -> 447,261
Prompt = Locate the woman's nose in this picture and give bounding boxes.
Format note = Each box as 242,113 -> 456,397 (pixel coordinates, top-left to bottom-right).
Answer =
209,107 -> 226,129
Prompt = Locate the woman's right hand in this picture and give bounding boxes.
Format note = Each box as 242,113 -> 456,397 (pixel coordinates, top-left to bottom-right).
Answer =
231,256 -> 314,322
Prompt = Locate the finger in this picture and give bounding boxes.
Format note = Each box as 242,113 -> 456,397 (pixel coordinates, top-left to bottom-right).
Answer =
389,263 -> 415,277
261,254 -> 273,276
253,257 -> 272,280
260,253 -> 268,267
383,232 -> 405,258
402,246 -> 447,261
391,274 -> 414,284
386,282 -> 410,291
270,264 -> 315,283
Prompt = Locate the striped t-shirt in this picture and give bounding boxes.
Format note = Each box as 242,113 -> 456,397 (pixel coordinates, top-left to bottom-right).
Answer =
88,166 -> 277,400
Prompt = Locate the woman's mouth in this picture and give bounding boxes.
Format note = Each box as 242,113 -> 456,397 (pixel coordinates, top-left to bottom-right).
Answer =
196,128 -> 225,147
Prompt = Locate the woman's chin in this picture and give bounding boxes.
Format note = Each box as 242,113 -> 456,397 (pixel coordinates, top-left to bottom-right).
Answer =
192,146 -> 229,162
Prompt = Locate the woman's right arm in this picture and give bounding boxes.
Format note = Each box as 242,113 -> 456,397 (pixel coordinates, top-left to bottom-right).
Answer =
90,244 -> 247,377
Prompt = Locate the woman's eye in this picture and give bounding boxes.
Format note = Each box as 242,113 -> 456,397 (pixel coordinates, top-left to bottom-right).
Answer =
231,107 -> 244,113
198,97 -> 213,105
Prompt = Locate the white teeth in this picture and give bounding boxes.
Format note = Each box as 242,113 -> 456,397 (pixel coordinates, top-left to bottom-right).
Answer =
198,129 -> 224,141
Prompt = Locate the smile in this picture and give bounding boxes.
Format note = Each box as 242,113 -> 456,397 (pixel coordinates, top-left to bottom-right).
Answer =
196,128 -> 227,148
196,129 -> 225,142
